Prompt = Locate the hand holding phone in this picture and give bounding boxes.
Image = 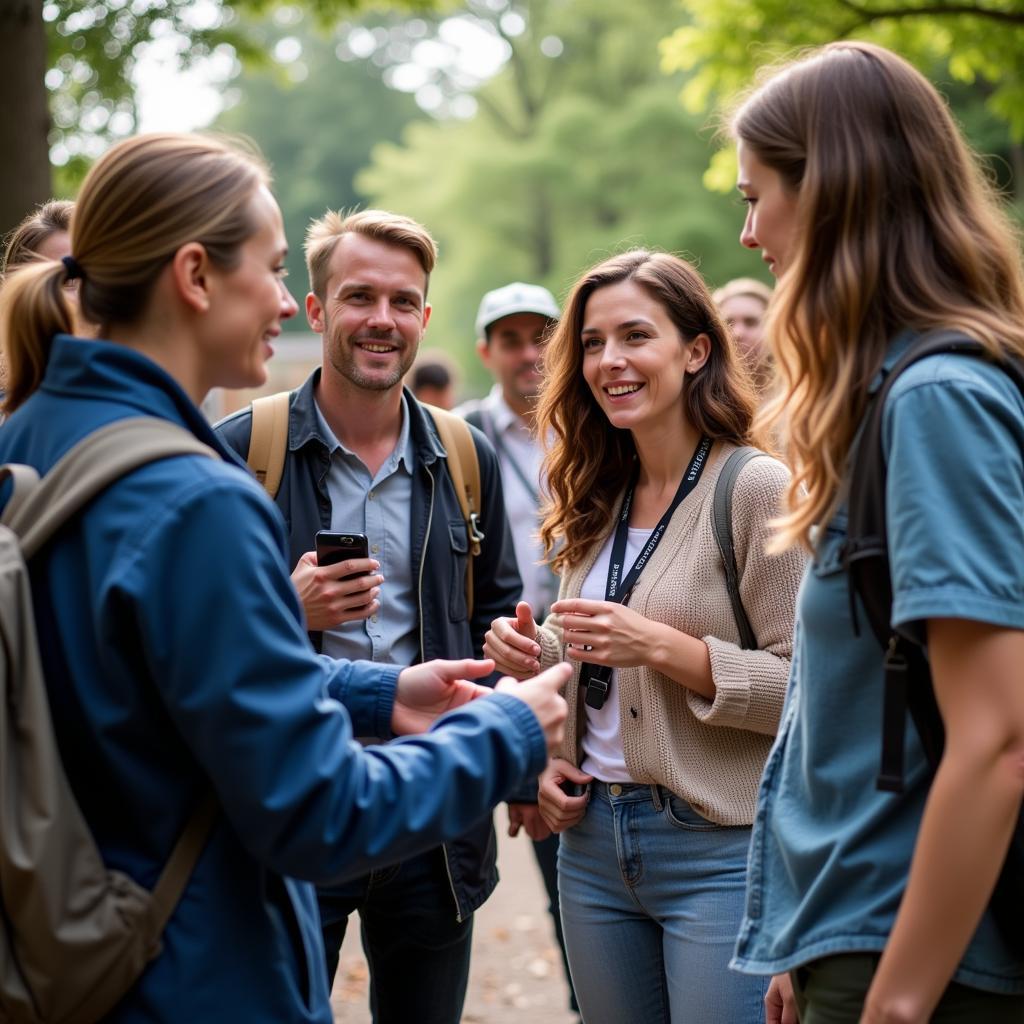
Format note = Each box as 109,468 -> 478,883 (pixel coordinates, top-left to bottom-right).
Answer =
290,532 -> 381,630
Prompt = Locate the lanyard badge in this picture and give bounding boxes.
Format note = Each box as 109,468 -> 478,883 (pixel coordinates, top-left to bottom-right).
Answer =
579,436 -> 712,710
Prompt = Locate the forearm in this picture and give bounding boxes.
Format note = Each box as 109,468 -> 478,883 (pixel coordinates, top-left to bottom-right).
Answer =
646,620 -> 715,700
865,750 -> 1022,1022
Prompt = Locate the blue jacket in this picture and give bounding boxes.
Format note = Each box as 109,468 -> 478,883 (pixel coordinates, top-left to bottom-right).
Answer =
215,369 -> 524,919
0,336 -> 547,1022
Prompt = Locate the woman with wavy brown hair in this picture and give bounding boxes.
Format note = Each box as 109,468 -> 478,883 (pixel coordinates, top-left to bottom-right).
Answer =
729,42 -> 1024,1022
484,248 -> 805,1023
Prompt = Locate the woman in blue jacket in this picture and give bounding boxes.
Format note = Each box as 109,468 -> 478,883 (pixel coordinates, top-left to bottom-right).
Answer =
728,42 -> 1024,1023
0,132 -> 568,1022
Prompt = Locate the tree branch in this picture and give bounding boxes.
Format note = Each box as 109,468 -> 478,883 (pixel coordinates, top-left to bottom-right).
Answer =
835,0 -> 1024,27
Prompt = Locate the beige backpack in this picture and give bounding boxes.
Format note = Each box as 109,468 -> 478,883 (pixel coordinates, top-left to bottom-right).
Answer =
246,393 -> 484,615
0,418 -> 219,1023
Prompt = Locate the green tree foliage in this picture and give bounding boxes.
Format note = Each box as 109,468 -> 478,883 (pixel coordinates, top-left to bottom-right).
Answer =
357,0 -> 765,390
3,0 -> 441,234
661,0 -> 1024,195
214,24 -> 423,330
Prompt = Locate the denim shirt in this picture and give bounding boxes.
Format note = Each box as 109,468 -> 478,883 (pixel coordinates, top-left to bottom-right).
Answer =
733,335 -> 1024,993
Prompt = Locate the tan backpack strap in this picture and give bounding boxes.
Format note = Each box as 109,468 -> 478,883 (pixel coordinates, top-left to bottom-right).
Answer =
146,791 -> 220,941
427,406 -> 484,619
246,391 -> 291,499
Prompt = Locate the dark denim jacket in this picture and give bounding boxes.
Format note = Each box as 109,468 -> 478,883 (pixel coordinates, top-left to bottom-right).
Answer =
216,370 -> 523,919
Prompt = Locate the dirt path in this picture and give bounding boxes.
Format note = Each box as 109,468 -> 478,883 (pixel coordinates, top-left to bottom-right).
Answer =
331,826 -> 578,1023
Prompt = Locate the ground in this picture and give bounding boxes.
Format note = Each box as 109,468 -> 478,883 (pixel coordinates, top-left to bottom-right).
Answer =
331,824 -> 579,1023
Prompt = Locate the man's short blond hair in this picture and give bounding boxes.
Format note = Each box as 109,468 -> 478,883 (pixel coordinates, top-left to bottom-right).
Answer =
304,209 -> 438,300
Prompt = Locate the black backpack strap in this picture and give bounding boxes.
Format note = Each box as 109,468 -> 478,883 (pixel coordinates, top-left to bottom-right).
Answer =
842,330 -> 1024,792
711,446 -> 763,651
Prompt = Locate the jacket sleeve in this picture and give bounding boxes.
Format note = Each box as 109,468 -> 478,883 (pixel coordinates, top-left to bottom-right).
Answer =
467,427 -> 523,658
115,465 -> 548,883
687,457 -> 805,735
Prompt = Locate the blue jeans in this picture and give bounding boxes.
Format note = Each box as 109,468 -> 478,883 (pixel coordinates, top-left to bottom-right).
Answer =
318,847 -> 473,1024
558,782 -> 766,1024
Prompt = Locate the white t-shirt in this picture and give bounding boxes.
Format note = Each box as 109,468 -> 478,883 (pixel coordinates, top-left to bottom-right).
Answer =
578,525 -> 650,783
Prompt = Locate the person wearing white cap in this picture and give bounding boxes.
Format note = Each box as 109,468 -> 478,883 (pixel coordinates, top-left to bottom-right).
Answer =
457,281 -> 579,1018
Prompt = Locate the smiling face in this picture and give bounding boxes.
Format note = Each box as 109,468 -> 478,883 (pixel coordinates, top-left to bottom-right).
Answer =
580,279 -> 708,436
306,232 -> 431,394
202,186 -> 297,390
736,140 -> 800,278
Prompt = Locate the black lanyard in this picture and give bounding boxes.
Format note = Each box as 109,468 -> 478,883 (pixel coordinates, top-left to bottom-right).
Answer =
581,435 -> 712,709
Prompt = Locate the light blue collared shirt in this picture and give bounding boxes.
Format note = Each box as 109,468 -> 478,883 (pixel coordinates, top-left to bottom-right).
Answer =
315,394 -> 419,668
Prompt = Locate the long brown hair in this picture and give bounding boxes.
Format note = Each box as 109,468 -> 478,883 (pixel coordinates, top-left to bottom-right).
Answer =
538,249 -> 761,572
0,133 -> 268,415
732,42 -> 1024,551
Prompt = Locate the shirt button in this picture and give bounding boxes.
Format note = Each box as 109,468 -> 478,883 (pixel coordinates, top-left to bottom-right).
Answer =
368,490 -> 376,500
609,784 -> 622,796
371,544 -> 380,554
371,614 -> 379,623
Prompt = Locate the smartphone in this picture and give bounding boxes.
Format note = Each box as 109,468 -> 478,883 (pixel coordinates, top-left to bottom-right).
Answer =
315,531 -> 370,581
559,780 -> 589,798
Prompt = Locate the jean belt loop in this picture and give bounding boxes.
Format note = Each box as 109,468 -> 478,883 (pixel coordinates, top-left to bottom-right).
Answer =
649,785 -> 663,811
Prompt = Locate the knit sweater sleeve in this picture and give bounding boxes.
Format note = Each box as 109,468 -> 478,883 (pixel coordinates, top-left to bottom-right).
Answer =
687,456 -> 805,734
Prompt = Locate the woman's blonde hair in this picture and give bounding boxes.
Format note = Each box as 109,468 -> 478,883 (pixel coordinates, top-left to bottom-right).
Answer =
732,42 -> 1024,551
2,200 -> 74,275
0,133 -> 268,414
537,248 -> 761,572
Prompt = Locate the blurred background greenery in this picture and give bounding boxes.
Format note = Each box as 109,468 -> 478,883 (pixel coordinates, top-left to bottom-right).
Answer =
7,0 -> 1023,399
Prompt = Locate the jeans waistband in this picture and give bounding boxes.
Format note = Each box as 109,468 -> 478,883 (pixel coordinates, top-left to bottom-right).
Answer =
590,779 -> 674,809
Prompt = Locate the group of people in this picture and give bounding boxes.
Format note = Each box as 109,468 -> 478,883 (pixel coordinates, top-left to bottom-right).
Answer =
1,39 -> 1023,1024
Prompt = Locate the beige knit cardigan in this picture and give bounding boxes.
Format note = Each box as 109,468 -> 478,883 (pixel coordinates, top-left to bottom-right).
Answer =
536,441 -> 806,826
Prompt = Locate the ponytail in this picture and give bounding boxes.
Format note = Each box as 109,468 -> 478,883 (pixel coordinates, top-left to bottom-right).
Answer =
0,260 -> 74,414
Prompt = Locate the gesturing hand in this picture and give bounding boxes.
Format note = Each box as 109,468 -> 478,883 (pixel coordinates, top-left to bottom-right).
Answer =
291,551 -> 383,631
507,803 -> 552,841
392,658 -> 494,735
484,601 -> 541,678
551,598 -> 655,669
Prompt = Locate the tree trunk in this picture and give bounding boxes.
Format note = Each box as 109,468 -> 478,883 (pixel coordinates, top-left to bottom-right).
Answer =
0,0 -> 50,240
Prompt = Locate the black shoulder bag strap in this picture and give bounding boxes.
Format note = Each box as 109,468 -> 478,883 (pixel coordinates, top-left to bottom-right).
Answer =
711,447 -> 763,651
843,329 -> 1024,954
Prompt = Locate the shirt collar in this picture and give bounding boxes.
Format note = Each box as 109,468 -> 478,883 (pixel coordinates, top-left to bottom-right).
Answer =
483,383 -> 529,436
313,390 -> 414,474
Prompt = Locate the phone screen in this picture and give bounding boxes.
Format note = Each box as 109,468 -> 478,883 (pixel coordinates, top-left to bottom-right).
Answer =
315,531 -> 370,581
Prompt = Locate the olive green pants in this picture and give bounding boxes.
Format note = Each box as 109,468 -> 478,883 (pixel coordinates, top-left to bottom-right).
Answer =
792,954 -> 1024,1023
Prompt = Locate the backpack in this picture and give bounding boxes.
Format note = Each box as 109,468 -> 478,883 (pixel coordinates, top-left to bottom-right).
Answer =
246,392 -> 484,616
840,329 -> 1024,956
0,417 -> 220,1023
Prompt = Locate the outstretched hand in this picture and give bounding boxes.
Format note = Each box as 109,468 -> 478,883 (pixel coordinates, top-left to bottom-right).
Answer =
392,658 -> 494,735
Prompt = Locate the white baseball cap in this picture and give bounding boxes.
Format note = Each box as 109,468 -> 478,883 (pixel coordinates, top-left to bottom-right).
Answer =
475,282 -> 560,337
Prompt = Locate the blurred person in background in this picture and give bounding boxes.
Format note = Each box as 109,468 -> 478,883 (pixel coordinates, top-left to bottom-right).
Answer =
409,348 -> 458,409
713,277 -> 773,391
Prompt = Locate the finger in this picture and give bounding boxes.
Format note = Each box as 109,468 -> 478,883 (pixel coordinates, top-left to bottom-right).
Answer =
551,599 -> 606,616
336,573 -> 384,596
321,557 -> 380,580
561,762 -> 593,784
496,619 -> 541,656
433,658 -> 495,681
515,601 -> 537,638
528,662 -> 573,690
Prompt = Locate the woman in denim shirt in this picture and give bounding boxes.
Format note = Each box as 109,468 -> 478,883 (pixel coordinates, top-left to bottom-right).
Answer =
729,42 -> 1024,1023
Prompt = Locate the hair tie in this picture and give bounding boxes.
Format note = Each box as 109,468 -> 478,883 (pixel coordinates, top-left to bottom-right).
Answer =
61,255 -> 84,281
